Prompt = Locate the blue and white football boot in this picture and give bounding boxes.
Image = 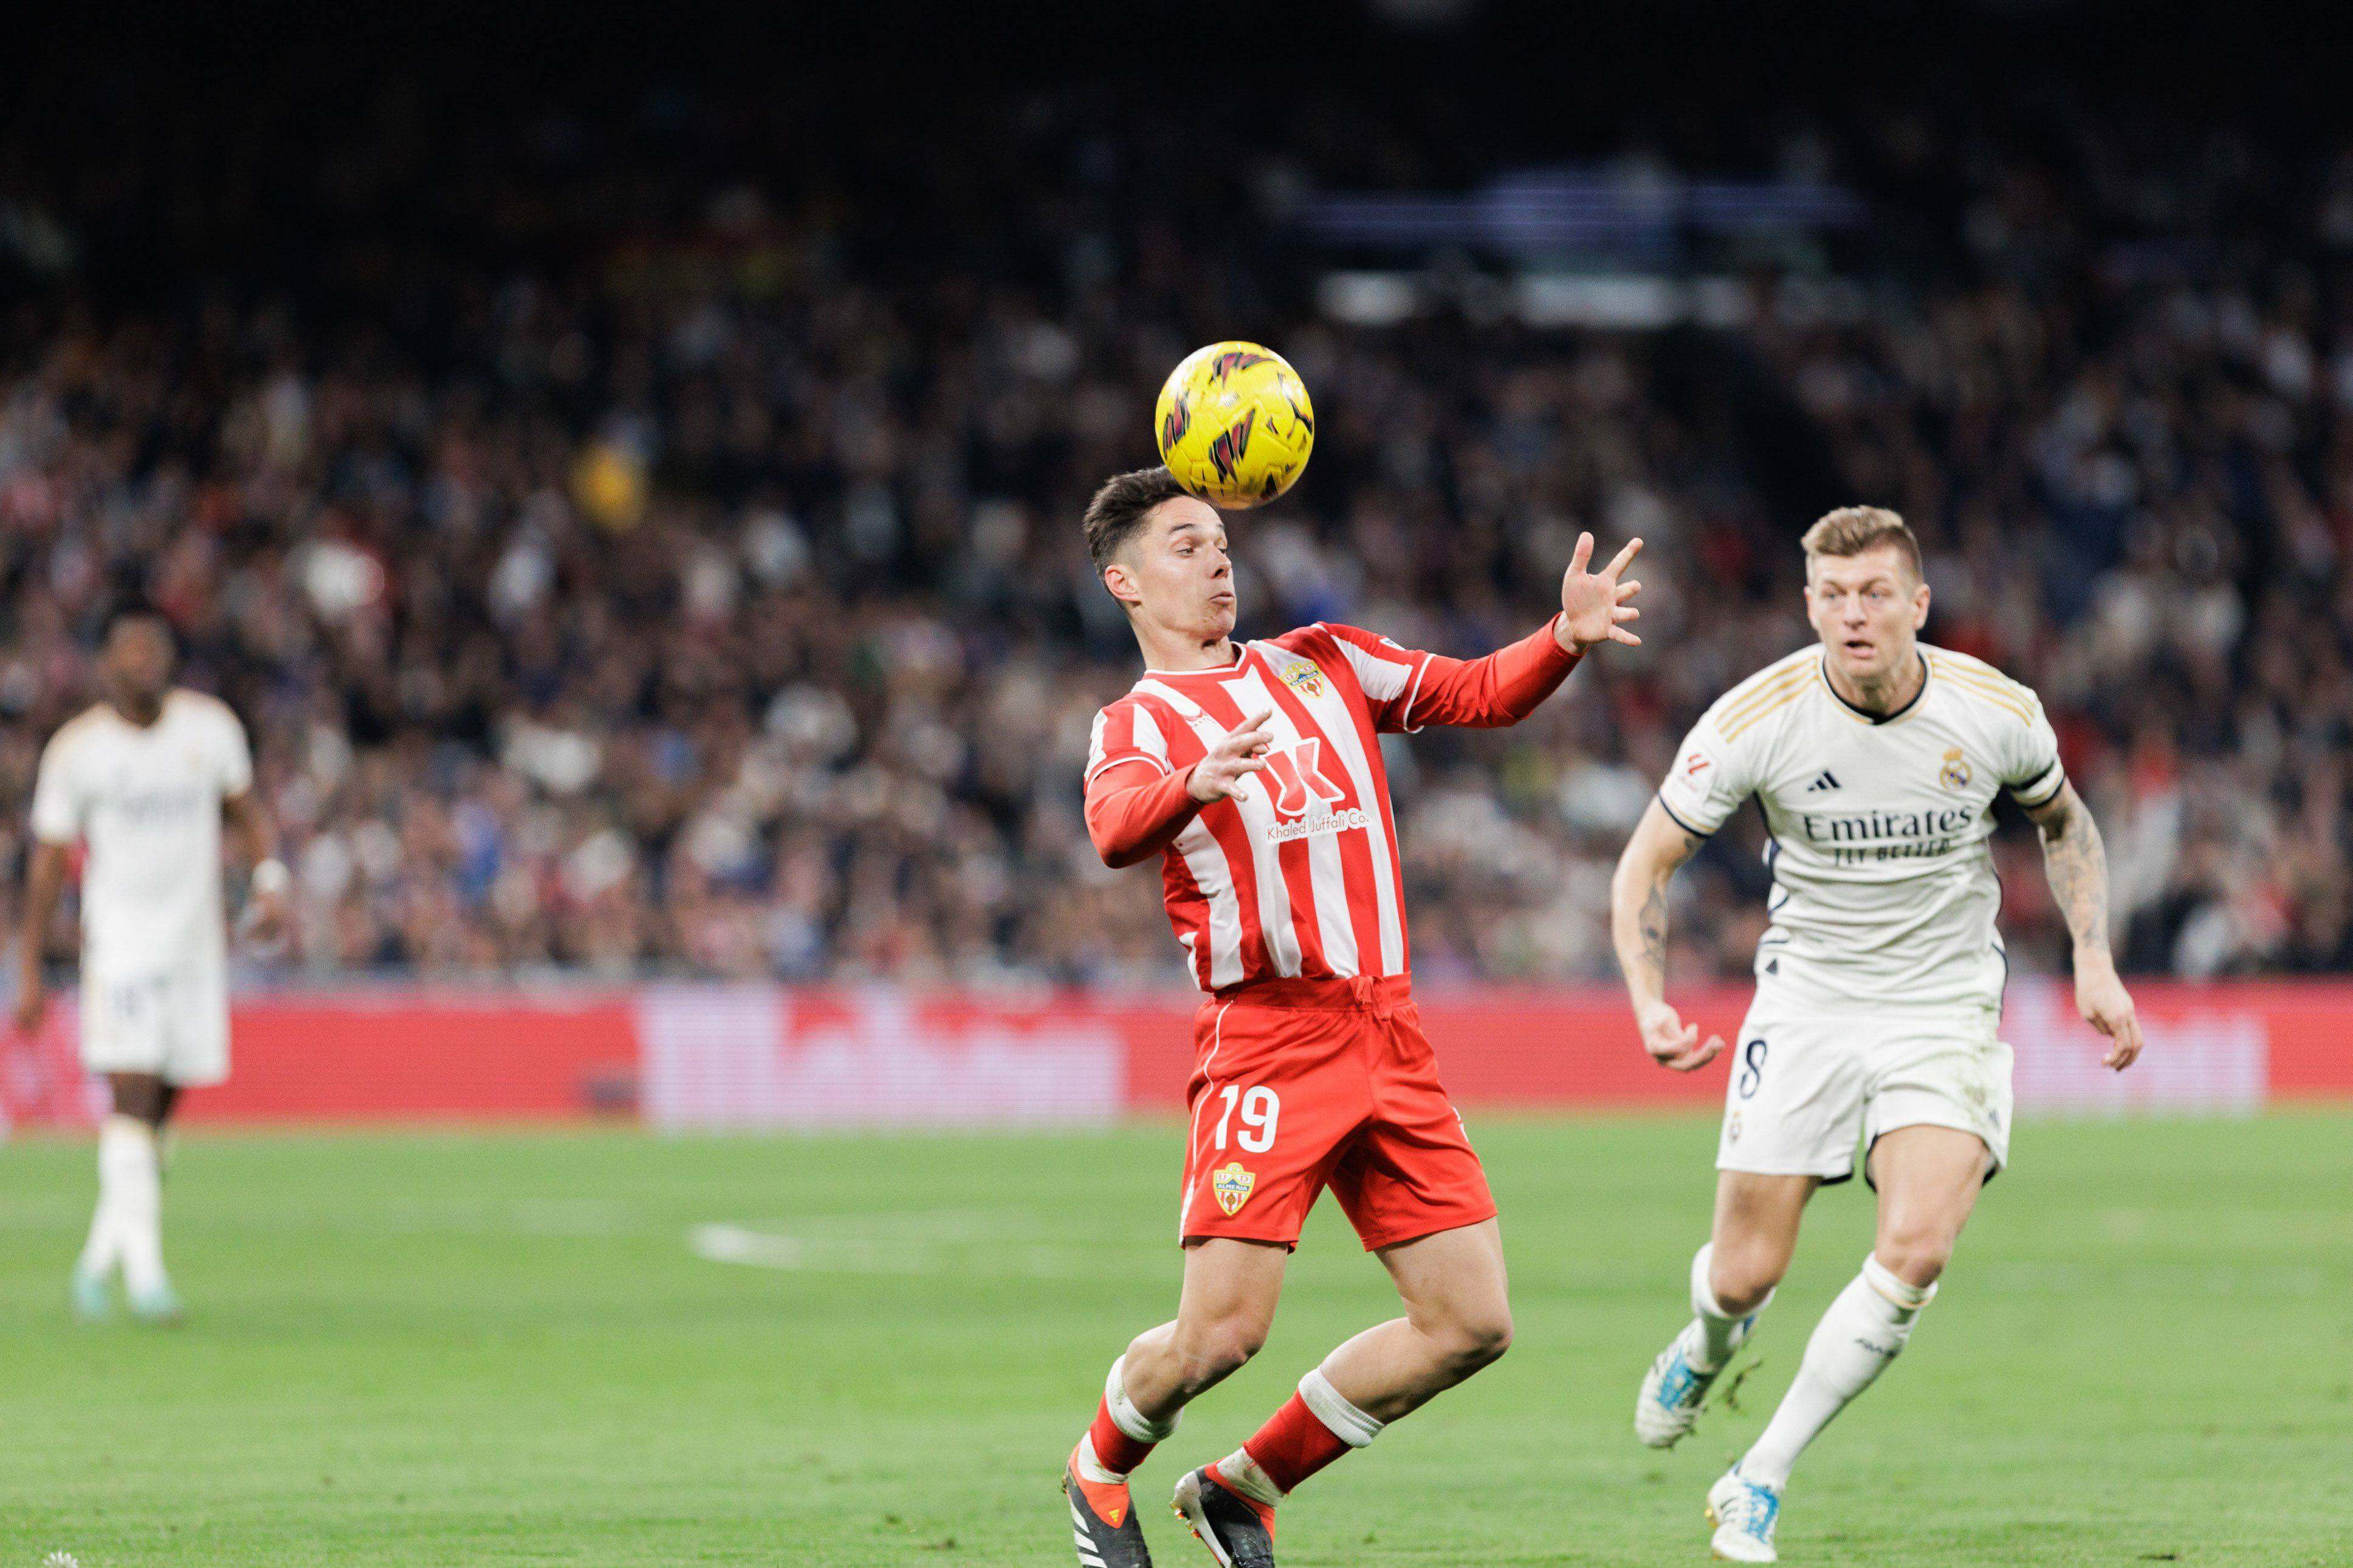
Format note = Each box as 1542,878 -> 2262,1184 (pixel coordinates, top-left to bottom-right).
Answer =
1705,1466 -> 1781,1563
126,1275 -> 185,1326
1634,1318 -> 1751,1448
70,1264 -> 113,1323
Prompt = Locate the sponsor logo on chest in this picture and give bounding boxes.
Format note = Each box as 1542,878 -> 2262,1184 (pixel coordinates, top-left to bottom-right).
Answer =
1787,741 -> 1985,865
1251,737 -> 1371,843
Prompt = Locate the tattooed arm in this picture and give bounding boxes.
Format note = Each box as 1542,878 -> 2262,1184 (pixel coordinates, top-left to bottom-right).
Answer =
2023,781 -> 2143,1070
1610,798 -> 1724,1071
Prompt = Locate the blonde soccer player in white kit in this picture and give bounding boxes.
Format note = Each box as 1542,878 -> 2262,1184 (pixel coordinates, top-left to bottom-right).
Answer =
1609,508 -> 2144,1562
17,606 -> 289,1323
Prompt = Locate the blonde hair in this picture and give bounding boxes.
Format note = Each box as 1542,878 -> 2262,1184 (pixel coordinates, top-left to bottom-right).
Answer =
1801,505 -> 1922,581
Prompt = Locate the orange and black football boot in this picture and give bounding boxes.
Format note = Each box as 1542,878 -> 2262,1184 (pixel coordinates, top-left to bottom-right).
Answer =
1170,1465 -> 1276,1567
1065,1443 -> 1154,1567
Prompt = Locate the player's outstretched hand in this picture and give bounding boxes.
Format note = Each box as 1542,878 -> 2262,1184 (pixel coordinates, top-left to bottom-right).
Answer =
1187,710 -> 1274,804
1558,532 -> 1644,652
2075,957 -> 2143,1070
1637,998 -> 1723,1072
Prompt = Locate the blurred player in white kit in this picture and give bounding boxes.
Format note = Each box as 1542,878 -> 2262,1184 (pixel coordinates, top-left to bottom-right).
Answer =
1609,508 -> 2143,1561
16,605 -> 289,1323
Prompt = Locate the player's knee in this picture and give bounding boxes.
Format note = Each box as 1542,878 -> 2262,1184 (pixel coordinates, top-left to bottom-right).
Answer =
1708,1249 -> 1787,1316
1173,1312 -> 1268,1388
1420,1301 -> 1513,1376
1874,1225 -> 1956,1288
109,1077 -> 168,1125
1455,1307 -> 1514,1370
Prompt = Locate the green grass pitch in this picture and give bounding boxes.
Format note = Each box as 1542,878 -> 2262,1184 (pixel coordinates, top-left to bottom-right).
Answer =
0,1110 -> 2346,1565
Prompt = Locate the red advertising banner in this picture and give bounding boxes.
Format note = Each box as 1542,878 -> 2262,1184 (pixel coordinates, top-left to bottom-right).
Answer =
0,980 -> 2344,1131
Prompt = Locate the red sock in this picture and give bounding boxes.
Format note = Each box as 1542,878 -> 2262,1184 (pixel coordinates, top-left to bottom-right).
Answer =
1087,1397 -> 1156,1477
1236,1392 -> 1351,1495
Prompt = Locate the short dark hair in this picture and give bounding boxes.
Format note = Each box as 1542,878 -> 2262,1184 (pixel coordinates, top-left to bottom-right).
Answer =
1082,466 -> 1190,575
103,594 -> 171,637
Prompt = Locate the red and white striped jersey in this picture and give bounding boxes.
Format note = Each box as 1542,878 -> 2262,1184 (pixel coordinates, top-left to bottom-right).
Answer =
1084,618 -> 1579,993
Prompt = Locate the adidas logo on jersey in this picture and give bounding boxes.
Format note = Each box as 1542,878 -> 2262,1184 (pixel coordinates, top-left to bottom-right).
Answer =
1805,769 -> 1841,792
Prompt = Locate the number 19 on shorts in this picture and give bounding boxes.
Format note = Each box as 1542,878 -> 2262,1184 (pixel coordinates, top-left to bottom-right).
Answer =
1213,1085 -> 1280,1153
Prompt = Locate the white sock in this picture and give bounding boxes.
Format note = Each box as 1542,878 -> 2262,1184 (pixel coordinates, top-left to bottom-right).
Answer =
1106,1355 -> 1180,1442
1074,1435 -> 1125,1486
98,1116 -> 167,1297
1213,1447 -> 1286,1508
78,1121 -> 132,1279
1688,1242 -> 1773,1372
1297,1366 -> 1384,1448
1079,1355 -> 1179,1484
1739,1255 -> 1934,1488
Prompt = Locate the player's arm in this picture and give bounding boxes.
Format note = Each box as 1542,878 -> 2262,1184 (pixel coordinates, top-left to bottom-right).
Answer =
18,732 -> 81,1034
1610,797 -> 1723,1071
224,787 -> 292,943
14,838 -> 68,1033
2021,781 -> 2142,1069
1390,533 -> 1644,729
1085,712 -> 1271,869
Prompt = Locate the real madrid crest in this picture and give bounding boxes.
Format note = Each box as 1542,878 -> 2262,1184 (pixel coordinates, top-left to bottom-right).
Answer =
1277,659 -> 1327,700
1211,1162 -> 1256,1217
1939,745 -> 1972,790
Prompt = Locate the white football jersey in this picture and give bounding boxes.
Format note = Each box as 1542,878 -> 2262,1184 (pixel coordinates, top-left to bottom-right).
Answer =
1655,643 -> 2064,1015
29,690 -> 253,982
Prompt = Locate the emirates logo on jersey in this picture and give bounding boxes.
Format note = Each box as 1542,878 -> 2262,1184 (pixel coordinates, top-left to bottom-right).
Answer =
1259,739 -> 1347,820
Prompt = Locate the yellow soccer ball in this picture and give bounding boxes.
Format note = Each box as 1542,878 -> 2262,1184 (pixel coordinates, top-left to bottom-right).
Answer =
1154,341 -> 1314,509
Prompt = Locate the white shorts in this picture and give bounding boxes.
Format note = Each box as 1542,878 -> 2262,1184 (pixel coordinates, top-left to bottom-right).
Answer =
1717,1003 -> 2011,1183
79,965 -> 230,1087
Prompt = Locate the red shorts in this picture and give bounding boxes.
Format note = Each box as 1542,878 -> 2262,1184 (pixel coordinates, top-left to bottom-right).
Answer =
1178,973 -> 1496,1251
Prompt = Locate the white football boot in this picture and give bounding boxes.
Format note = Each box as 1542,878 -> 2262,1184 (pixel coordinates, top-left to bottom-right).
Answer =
1634,1318 -> 1751,1448
70,1264 -> 113,1323
1705,1467 -> 1781,1563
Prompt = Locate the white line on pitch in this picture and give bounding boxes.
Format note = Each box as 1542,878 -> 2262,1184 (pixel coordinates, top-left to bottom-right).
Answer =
687,1221 -> 1097,1278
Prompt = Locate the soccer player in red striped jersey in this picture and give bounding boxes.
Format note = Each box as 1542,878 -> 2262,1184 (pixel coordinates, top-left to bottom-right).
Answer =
1061,467 -> 1644,1567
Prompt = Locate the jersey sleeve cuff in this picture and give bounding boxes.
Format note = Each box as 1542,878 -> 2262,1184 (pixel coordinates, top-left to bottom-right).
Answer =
1655,793 -> 1716,839
2005,765 -> 2066,809
1394,652 -> 1432,733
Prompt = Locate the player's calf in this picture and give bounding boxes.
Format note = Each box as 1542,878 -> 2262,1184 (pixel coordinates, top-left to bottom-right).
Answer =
1726,1252 -> 1935,1532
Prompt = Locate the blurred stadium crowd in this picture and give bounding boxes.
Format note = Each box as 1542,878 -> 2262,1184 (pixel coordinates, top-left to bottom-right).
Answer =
4,83 -> 2352,987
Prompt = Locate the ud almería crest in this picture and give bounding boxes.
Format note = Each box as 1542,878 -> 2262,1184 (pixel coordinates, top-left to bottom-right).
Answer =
1277,657 -> 1327,699
1212,1162 -> 1256,1216
1939,745 -> 1973,790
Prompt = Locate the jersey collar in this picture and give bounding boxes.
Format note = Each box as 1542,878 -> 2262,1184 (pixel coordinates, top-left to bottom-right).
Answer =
1818,649 -> 1930,725
1142,642 -> 1256,680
